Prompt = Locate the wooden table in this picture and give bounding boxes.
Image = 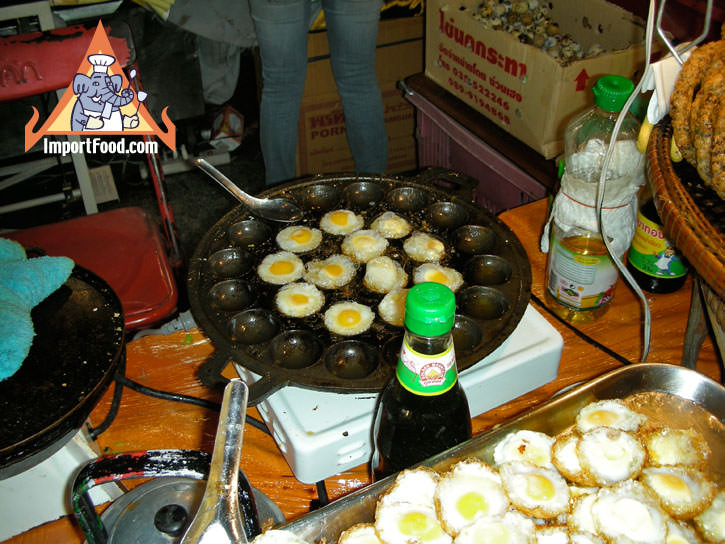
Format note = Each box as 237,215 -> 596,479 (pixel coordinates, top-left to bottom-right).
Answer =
8,198 -> 720,543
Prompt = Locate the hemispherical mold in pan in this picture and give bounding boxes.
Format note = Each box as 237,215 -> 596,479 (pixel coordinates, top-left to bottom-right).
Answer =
386,186 -> 429,213
343,181 -> 385,210
324,340 -> 379,379
425,201 -> 470,230
453,225 -> 498,255
227,308 -> 279,345
208,280 -> 255,312
458,286 -> 510,320
227,219 -> 273,249
207,247 -> 254,279
464,255 -> 513,286
452,314 -> 483,352
265,330 -> 323,370
296,184 -> 341,213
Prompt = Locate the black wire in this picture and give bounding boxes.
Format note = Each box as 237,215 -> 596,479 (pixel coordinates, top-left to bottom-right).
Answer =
530,293 -> 633,366
88,358 -> 126,440
113,374 -> 271,435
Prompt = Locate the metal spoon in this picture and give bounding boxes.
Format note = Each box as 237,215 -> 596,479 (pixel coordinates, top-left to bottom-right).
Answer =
194,157 -> 303,223
180,379 -> 250,544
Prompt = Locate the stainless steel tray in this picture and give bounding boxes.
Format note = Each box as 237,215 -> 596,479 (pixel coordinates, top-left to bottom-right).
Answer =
281,363 -> 725,541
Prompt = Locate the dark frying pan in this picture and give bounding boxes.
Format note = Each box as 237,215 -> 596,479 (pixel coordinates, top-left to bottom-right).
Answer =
188,169 -> 531,405
0,265 -> 124,479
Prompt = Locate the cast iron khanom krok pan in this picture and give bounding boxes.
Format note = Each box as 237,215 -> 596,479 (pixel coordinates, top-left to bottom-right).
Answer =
188,169 -> 531,405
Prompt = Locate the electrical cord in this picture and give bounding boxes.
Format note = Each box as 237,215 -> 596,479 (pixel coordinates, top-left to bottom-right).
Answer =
530,293 -> 633,366
596,0 -> 657,363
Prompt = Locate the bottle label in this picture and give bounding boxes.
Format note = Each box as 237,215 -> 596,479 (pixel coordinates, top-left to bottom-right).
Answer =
396,338 -> 457,396
629,210 -> 687,279
547,236 -> 618,311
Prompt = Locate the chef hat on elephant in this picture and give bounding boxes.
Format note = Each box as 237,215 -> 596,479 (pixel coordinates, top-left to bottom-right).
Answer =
88,53 -> 115,73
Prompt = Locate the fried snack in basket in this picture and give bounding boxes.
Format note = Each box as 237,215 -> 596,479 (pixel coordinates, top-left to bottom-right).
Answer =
670,37 -> 725,200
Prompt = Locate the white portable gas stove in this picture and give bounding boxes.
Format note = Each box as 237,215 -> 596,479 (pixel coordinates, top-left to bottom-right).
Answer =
235,304 -> 563,484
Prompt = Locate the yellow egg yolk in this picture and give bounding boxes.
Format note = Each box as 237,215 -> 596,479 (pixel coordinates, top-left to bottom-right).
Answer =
291,228 -> 312,243
652,473 -> 692,500
477,523 -> 511,544
337,309 -> 361,327
457,492 -> 488,519
587,410 -> 620,427
525,473 -> 555,502
290,294 -> 309,306
666,536 -> 689,544
398,512 -> 443,542
270,261 -> 294,275
426,270 -> 449,284
354,235 -> 376,248
428,239 -> 444,251
324,264 -> 344,277
330,211 -> 350,226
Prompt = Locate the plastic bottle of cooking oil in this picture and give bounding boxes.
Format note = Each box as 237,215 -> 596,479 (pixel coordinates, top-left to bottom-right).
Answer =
541,75 -> 645,324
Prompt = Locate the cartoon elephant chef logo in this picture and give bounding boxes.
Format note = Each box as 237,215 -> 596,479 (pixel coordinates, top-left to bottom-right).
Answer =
71,54 -> 139,132
24,21 -> 175,152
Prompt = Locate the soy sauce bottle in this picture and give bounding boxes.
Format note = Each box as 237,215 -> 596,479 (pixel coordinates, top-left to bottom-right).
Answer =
627,198 -> 688,293
372,282 -> 472,481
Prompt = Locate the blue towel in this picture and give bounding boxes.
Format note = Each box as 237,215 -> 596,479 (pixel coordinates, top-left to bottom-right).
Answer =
0,238 -> 74,382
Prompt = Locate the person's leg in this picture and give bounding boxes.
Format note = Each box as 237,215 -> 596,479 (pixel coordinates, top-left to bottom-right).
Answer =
249,0 -> 311,184
323,0 -> 387,175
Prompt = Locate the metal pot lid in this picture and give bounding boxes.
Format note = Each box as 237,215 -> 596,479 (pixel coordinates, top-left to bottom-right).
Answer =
0,266 -> 124,478
100,477 -> 285,543
188,170 -> 531,405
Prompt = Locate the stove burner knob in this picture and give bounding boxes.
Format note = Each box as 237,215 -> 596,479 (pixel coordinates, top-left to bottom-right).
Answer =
154,503 -> 189,537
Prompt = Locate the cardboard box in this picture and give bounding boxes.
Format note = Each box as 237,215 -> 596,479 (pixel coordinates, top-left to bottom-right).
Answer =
295,17 -> 423,176
425,0 -> 647,159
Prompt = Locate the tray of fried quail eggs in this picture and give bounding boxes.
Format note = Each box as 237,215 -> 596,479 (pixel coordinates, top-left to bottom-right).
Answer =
187,174 -> 530,394
258,363 -> 724,544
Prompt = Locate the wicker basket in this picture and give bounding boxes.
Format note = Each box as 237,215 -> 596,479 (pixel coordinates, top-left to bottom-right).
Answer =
646,120 -> 725,300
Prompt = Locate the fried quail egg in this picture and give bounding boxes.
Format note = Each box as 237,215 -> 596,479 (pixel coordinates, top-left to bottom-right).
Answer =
590,480 -> 667,544
339,523 -> 383,544
453,511 -> 536,544
575,399 -> 647,434
694,490 -> 725,543
577,428 -> 646,486
257,251 -> 305,285
493,430 -> 555,469
323,301 -> 374,336
413,263 -> 464,293
567,492 -> 598,535
640,466 -> 716,520
364,256 -> 408,294
304,254 -> 357,289
665,519 -> 703,544
274,282 -> 325,318
250,529 -> 309,544
371,211 -> 412,239
404,232 -> 447,263
535,526 -> 569,544
434,459 -> 510,536
378,288 -> 408,327
320,209 -> 364,235
642,428 -> 711,469
375,502 -> 451,544
499,461 -> 571,519
379,467 -> 440,510
275,225 -> 323,253
552,432 -> 596,487
341,229 -> 389,263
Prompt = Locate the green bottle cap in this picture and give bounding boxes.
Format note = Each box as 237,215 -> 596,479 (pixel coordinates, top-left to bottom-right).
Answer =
592,75 -> 634,112
404,282 -> 456,337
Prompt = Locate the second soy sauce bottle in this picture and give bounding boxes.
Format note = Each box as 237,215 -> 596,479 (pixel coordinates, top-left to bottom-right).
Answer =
372,282 -> 472,481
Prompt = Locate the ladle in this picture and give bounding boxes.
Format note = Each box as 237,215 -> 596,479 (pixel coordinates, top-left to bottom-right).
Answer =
195,158 -> 303,223
180,378 -> 250,544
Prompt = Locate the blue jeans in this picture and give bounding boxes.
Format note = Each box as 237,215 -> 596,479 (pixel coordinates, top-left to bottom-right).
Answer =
249,0 -> 387,185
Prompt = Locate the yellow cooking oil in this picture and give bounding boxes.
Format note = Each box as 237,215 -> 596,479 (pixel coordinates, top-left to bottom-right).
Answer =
545,228 -> 620,325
